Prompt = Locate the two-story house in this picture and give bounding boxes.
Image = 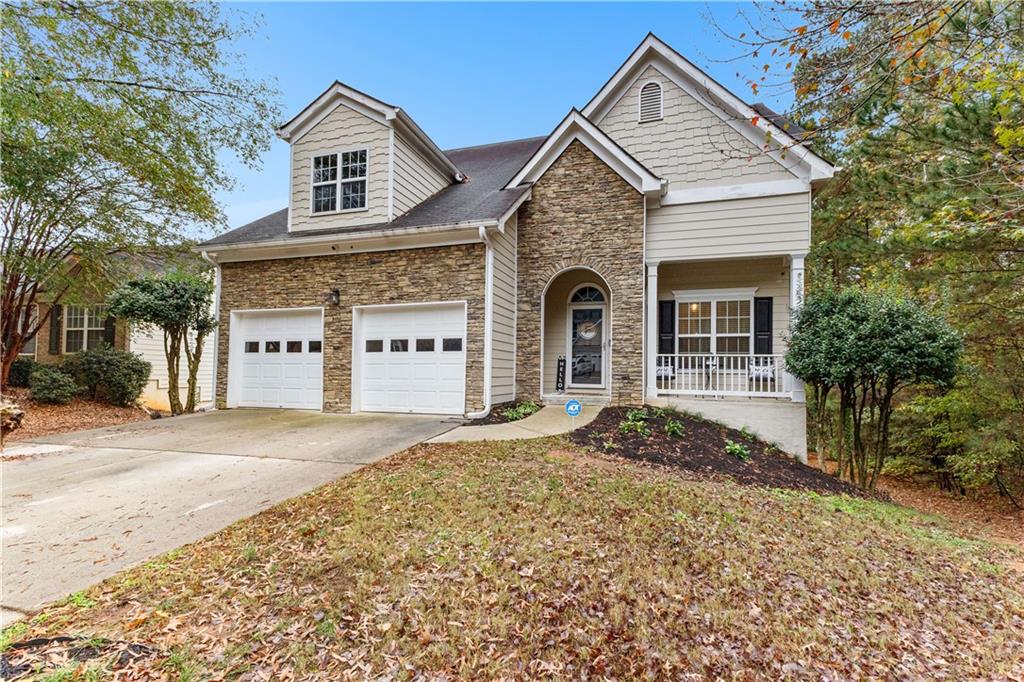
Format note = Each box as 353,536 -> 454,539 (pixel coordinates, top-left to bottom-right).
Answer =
197,34 -> 834,459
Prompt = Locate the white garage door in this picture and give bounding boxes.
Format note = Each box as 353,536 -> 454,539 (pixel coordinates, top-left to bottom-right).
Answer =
358,304 -> 466,415
235,309 -> 323,410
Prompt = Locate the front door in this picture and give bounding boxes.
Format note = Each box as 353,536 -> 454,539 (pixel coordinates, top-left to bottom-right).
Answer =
568,305 -> 604,388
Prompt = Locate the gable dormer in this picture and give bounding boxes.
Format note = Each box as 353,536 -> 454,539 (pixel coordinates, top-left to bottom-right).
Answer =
583,34 -> 833,191
277,82 -> 462,232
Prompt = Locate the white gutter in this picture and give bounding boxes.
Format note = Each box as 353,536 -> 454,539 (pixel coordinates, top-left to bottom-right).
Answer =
199,250 -> 221,410
465,225 -> 495,419
200,219 -> 498,254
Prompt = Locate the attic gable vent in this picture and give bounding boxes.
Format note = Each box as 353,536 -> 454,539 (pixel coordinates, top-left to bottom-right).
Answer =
638,81 -> 663,123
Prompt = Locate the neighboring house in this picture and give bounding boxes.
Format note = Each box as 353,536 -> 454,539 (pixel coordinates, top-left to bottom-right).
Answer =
17,277 -> 214,413
197,34 -> 835,459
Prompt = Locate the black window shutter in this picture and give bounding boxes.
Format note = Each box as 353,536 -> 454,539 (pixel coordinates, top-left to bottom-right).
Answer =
754,297 -> 773,355
657,300 -> 675,354
48,304 -> 63,354
103,315 -> 116,346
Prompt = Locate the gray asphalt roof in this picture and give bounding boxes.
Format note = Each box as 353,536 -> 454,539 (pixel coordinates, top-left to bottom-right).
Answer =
200,136 -> 546,248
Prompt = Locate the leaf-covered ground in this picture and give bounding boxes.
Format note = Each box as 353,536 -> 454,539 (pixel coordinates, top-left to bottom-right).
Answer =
1,387 -> 150,446
4,439 -> 1023,680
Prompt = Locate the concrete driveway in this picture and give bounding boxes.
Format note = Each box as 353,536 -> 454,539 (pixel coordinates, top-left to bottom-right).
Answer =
1,409 -> 455,625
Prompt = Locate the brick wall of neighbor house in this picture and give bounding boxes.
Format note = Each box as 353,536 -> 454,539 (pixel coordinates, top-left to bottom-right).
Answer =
515,140 -> 646,404
216,244 -> 486,413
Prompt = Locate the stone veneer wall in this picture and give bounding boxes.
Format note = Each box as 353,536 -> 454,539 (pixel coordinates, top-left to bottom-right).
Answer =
216,244 -> 486,413
515,140 -> 646,404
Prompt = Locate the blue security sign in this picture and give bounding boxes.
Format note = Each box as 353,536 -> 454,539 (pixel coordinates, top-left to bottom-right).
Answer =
565,399 -> 582,417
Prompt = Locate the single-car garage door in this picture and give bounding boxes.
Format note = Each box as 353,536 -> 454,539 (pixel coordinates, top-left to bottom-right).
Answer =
358,304 -> 466,415
234,309 -> 323,410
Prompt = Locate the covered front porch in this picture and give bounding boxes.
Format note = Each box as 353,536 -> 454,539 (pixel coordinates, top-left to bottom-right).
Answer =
645,254 -> 806,402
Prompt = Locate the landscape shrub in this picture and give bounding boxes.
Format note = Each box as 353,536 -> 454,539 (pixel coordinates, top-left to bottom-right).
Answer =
665,418 -> 685,437
500,400 -> 540,422
29,366 -> 79,404
626,407 -> 649,422
725,440 -> 752,462
8,357 -> 38,387
618,418 -> 652,438
63,346 -> 151,407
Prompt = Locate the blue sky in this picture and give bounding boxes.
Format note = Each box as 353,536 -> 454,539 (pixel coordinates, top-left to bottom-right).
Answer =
214,2 -> 783,237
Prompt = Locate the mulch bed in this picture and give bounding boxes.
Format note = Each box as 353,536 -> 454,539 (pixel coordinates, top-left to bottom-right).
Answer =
571,406 -> 867,497
0,636 -> 158,681
1,387 -> 151,446
465,400 -> 535,426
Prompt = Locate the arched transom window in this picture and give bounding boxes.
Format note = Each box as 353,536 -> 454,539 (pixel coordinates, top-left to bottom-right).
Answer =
570,286 -> 605,303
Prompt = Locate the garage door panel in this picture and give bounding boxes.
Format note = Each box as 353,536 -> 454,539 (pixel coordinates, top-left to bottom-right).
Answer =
359,304 -> 466,415
234,310 -> 323,410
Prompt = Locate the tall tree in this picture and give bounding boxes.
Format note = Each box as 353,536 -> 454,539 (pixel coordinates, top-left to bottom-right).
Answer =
1,1 -> 279,385
716,1 -> 1024,496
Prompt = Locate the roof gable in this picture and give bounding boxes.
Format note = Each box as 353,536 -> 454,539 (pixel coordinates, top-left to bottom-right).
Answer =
505,110 -> 662,197
582,33 -> 834,183
276,81 -> 463,183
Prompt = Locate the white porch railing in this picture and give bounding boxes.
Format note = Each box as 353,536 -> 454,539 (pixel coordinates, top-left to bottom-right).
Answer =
655,354 -> 790,398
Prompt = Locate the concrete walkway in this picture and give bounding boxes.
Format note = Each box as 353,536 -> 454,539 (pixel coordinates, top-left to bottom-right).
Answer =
429,405 -> 601,442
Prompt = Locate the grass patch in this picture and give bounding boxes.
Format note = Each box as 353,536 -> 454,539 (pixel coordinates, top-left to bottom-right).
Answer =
10,438 -> 1024,679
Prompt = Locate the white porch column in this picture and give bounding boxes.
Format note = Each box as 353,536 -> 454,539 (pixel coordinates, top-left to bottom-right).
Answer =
645,263 -> 659,399
788,253 -> 807,403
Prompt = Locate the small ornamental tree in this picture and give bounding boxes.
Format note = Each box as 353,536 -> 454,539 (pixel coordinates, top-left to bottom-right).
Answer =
108,274 -> 216,415
787,288 -> 961,491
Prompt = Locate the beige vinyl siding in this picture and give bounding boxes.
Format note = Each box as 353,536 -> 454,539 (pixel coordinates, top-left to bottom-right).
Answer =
647,192 -> 810,262
657,257 -> 791,354
130,328 -> 214,411
393,131 -> 449,218
599,65 -> 796,188
290,104 -> 390,231
490,213 -> 517,403
542,268 -> 609,396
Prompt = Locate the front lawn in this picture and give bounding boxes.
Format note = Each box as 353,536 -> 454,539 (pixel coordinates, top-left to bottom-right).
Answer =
4,439 -> 1023,679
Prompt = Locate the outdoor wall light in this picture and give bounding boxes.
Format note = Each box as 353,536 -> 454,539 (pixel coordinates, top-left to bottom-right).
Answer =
327,288 -> 340,306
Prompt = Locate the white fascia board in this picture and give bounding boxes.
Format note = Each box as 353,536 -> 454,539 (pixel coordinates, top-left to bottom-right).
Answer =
661,179 -> 809,206
582,35 -> 835,182
393,110 -> 463,181
497,188 -> 532,231
201,221 -> 495,262
505,111 -> 662,196
277,83 -> 396,143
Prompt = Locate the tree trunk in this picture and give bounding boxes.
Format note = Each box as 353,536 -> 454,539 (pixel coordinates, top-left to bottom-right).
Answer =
164,328 -> 184,415
182,329 -> 206,414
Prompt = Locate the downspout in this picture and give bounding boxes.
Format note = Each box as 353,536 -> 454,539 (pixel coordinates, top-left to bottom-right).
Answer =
466,225 -> 494,419
200,250 -> 221,410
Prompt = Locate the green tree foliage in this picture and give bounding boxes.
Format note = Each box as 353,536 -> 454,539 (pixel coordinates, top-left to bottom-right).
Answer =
107,274 -> 215,415
720,2 -> 1024,501
787,288 -> 961,491
1,2 -> 279,385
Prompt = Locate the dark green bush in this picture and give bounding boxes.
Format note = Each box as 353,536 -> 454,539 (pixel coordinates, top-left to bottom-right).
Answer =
63,346 -> 151,406
8,357 -> 39,387
29,366 -> 79,404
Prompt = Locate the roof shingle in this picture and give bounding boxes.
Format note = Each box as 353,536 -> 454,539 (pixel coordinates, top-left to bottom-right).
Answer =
200,136 -> 546,248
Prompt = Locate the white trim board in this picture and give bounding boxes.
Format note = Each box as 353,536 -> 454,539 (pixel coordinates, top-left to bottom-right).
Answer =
661,180 -> 809,206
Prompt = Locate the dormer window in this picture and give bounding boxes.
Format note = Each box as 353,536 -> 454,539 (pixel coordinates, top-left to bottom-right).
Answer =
638,81 -> 663,123
311,149 -> 367,214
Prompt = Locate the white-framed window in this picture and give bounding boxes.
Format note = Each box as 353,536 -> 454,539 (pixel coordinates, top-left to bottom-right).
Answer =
64,304 -> 108,353
638,81 -> 663,123
311,149 -> 367,214
673,289 -> 756,355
